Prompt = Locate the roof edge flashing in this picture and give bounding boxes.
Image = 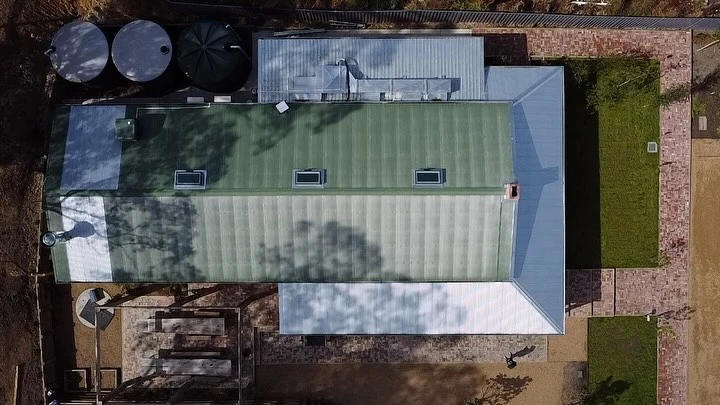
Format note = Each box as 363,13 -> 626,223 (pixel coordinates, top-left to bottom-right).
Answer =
512,67 -> 564,106
510,280 -> 564,334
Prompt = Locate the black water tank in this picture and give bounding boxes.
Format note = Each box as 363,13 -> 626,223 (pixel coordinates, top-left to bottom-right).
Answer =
47,21 -> 112,85
176,22 -> 250,92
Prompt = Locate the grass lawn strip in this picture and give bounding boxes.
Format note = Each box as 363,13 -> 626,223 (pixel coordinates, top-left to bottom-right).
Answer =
559,58 -> 660,268
588,316 -> 658,405
597,60 -> 660,268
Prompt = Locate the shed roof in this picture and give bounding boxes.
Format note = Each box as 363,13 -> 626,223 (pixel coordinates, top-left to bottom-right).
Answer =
279,282 -> 559,334
46,102 -> 516,283
258,36 -> 485,102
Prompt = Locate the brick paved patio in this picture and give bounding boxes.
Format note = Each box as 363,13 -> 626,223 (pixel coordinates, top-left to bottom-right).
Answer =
473,27 -> 692,405
258,332 -> 547,364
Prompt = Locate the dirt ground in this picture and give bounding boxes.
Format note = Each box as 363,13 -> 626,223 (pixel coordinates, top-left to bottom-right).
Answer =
0,0 -> 72,403
256,363 -> 568,405
548,317 -> 588,362
688,139 -> 720,404
691,36 -> 720,139
0,1 -> 186,403
255,317 -> 588,404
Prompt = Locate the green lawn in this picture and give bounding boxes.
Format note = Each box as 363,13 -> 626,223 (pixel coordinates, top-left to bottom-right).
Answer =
558,58 -> 660,268
588,316 -> 658,405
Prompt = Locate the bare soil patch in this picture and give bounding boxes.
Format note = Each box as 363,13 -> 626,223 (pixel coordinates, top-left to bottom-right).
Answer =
0,0 -> 75,402
255,363 -> 566,405
0,1 -> 190,402
691,36 -> 720,139
548,317 -> 588,363
688,139 -> 720,404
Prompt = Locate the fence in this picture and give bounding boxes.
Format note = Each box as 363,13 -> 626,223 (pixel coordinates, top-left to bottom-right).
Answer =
166,0 -> 720,30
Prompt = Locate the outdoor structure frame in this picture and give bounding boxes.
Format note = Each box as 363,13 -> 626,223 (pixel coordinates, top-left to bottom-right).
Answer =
92,304 -> 245,405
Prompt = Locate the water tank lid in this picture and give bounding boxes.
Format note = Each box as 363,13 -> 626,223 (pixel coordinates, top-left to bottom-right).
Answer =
50,21 -> 109,83
112,20 -> 173,82
176,22 -> 243,87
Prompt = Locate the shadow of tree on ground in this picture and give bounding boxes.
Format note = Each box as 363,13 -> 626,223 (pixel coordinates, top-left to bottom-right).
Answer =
565,376 -> 631,405
464,373 -> 533,405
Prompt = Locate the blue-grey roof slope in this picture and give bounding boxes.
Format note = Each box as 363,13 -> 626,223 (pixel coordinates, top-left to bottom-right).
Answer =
485,66 -> 566,333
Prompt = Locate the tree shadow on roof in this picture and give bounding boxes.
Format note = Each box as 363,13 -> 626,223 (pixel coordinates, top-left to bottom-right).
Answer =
105,197 -> 204,283
119,104 -> 245,191
262,220 -> 468,333
260,220 -> 384,282
511,103 -> 561,278
250,101 -> 365,157
251,36 -> 415,155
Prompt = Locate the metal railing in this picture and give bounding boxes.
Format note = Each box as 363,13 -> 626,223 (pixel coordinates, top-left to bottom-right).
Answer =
166,0 -> 720,30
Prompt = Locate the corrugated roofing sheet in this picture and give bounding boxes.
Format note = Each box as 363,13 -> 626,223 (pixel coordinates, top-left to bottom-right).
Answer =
278,282 -> 558,334
45,102 -> 516,283
48,194 -> 514,282
258,37 -> 484,102
60,196 -> 112,281
111,103 -> 512,192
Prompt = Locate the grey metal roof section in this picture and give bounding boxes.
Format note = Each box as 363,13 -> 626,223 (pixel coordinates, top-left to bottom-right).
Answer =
60,106 -> 125,190
48,194 -> 512,283
485,66 -> 566,333
112,20 -> 172,82
258,37 -> 484,103
279,282 -> 559,335
49,21 -> 109,83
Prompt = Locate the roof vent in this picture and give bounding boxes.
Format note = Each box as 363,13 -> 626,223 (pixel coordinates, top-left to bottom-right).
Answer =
41,231 -> 67,248
293,169 -> 326,188
413,168 -> 446,187
174,170 -> 207,190
115,118 -> 136,141
505,183 -> 520,200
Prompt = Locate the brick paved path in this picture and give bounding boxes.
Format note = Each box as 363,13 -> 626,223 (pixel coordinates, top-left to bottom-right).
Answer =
474,28 -> 692,405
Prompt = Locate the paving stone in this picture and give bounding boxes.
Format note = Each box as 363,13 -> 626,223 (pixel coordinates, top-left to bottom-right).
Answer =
473,28 -> 691,405
593,269 -> 616,316
257,333 -> 547,364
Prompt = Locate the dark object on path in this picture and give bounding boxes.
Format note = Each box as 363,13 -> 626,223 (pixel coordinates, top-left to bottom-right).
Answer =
505,354 -> 517,369
176,22 -> 250,92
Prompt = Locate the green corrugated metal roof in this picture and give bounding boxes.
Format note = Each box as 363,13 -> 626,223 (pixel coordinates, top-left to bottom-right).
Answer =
118,103 -> 513,192
93,195 -> 513,282
45,103 -> 517,283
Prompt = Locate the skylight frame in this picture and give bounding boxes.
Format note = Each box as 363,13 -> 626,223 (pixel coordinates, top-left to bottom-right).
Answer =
292,169 -> 326,188
174,170 -> 207,190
